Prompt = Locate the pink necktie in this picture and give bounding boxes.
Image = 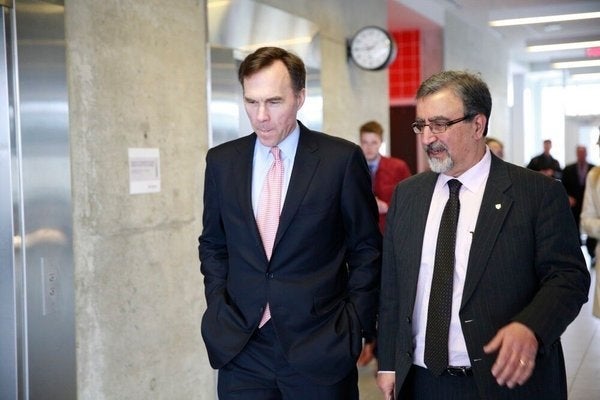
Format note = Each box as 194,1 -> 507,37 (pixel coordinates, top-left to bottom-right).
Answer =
257,146 -> 283,327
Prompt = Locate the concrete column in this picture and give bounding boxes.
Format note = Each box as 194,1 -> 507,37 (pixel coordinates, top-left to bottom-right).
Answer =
65,1 -> 213,398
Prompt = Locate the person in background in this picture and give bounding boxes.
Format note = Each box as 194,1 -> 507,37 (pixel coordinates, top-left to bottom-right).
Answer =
580,129 -> 600,318
485,137 -> 504,159
376,70 -> 590,400
527,139 -> 562,179
198,46 -> 381,400
562,145 -> 596,263
359,120 -> 411,233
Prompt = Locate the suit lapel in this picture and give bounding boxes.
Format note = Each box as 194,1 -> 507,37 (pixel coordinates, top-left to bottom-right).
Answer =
461,157 -> 513,307
401,173 -> 438,302
275,124 -> 319,249
234,134 -> 265,253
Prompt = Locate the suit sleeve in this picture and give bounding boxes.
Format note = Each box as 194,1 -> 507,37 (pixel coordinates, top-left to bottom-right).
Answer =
198,150 -> 229,306
341,146 -> 382,340
377,185 -> 401,371
513,179 -> 590,349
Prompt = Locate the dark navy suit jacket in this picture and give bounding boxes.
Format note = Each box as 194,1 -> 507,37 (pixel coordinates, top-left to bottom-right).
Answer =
199,121 -> 381,384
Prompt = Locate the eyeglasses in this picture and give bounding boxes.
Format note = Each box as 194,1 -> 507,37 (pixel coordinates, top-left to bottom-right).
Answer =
412,114 -> 475,135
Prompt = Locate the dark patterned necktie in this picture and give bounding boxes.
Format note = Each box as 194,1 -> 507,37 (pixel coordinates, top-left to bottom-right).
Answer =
424,179 -> 462,376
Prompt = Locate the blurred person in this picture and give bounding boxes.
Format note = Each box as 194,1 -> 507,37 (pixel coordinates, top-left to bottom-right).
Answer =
580,128 -> 600,318
527,139 -> 562,179
198,47 -> 381,400
485,137 -> 504,159
562,145 -> 596,261
359,120 -> 411,233
377,70 -> 590,400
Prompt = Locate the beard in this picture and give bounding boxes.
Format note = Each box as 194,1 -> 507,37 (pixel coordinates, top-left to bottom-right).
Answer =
425,142 -> 454,173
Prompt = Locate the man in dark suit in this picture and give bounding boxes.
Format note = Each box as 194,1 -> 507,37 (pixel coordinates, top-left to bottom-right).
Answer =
359,120 -> 412,233
527,139 -> 562,179
199,47 -> 381,399
376,71 -> 590,400
562,145 -> 596,261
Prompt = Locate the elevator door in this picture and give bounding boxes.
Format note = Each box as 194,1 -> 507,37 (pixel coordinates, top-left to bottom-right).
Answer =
0,2 -> 18,395
0,1 -> 76,399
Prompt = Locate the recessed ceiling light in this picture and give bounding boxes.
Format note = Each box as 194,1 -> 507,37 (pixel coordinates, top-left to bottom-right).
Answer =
569,72 -> 600,81
528,40 -> 600,52
552,59 -> 600,69
489,11 -> 600,27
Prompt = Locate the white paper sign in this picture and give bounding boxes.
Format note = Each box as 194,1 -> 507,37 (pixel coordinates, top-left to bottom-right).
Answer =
128,148 -> 161,194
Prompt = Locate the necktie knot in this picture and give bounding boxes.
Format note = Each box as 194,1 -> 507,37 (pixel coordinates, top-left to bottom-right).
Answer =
271,146 -> 281,161
447,179 -> 462,197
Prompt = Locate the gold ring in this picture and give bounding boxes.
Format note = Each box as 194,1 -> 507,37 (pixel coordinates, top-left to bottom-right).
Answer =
519,359 -> 528,367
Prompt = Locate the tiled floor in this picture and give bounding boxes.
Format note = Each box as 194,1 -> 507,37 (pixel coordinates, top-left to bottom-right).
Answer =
359,263 -> 600,399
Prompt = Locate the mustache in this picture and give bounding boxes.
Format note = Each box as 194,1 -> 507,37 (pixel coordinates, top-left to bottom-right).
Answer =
425,141 -> 448,153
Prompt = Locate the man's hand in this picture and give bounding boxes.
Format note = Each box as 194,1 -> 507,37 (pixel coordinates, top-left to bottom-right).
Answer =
483,322 -> 538,388
375,197 -> 389,214
357,341 -> 375,367
376,372 -> 395,400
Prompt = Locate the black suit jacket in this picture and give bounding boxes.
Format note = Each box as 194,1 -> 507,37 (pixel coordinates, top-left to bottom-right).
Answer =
378,154 -> 590,399
561,161 -> 594,224
199,121 -> 381,384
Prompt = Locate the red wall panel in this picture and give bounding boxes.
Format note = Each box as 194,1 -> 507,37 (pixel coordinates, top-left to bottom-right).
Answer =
389,30 -> 420,102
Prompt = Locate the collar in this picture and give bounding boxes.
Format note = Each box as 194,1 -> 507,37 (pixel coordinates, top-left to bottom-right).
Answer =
438,148 -> 492,194
255,123 -> 300,161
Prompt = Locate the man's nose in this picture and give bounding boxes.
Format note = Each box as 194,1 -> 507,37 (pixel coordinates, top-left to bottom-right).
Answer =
257,104 -> 269,121
420,127 -> 437,145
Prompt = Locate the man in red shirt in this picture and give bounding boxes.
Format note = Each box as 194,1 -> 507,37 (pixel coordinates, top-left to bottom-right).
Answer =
360,120 -> 412,233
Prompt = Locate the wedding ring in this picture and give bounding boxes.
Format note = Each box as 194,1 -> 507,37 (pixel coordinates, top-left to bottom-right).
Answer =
519,359 -> 528,367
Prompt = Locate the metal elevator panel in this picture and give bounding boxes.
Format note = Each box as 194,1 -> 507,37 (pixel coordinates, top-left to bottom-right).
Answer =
0,1 -> 75,399
0,2 -> 19,397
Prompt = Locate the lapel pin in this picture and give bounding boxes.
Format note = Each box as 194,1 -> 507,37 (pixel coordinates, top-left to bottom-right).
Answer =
495,203 -> 501,210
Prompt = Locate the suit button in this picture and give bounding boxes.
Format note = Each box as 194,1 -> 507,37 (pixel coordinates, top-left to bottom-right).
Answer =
405,316 -> 411,324
266,273 -> 274,279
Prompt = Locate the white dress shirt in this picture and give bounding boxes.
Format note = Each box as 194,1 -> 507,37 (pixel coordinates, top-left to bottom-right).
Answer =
412,149 -> 491,368
251,125 -> 299,216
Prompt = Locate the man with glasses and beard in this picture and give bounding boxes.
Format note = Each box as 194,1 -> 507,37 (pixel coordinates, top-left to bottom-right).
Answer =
376,70 -> 589,400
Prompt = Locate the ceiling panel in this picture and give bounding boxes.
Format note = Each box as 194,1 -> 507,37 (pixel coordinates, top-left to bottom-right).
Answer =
389,0 -> 600,74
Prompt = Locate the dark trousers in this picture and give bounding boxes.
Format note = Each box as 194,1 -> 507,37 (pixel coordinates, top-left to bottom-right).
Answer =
217,321 -> 359,400
398,365 -> 479,400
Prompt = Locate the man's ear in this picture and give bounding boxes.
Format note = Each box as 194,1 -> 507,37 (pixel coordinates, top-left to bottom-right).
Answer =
296,88 -> 306,109
473,113 -> 487,139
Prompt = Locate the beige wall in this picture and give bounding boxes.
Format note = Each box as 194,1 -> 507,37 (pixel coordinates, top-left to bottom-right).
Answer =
444,11 -> 510,151
65,0 -> 388,398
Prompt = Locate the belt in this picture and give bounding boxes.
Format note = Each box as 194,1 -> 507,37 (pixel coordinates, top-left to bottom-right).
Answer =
444,366 -> 473,377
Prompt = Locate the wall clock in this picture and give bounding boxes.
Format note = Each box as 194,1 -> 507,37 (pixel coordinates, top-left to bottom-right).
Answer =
348,26 -> 397,71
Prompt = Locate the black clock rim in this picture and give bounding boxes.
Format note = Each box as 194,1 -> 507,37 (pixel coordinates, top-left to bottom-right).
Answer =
348,26 -> 397,71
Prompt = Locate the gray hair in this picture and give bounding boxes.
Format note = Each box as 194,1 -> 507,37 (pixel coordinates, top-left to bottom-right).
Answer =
417,70 -> 492,136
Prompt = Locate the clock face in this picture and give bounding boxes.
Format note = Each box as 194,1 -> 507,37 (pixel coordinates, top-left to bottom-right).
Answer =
349,26 -> 396,70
